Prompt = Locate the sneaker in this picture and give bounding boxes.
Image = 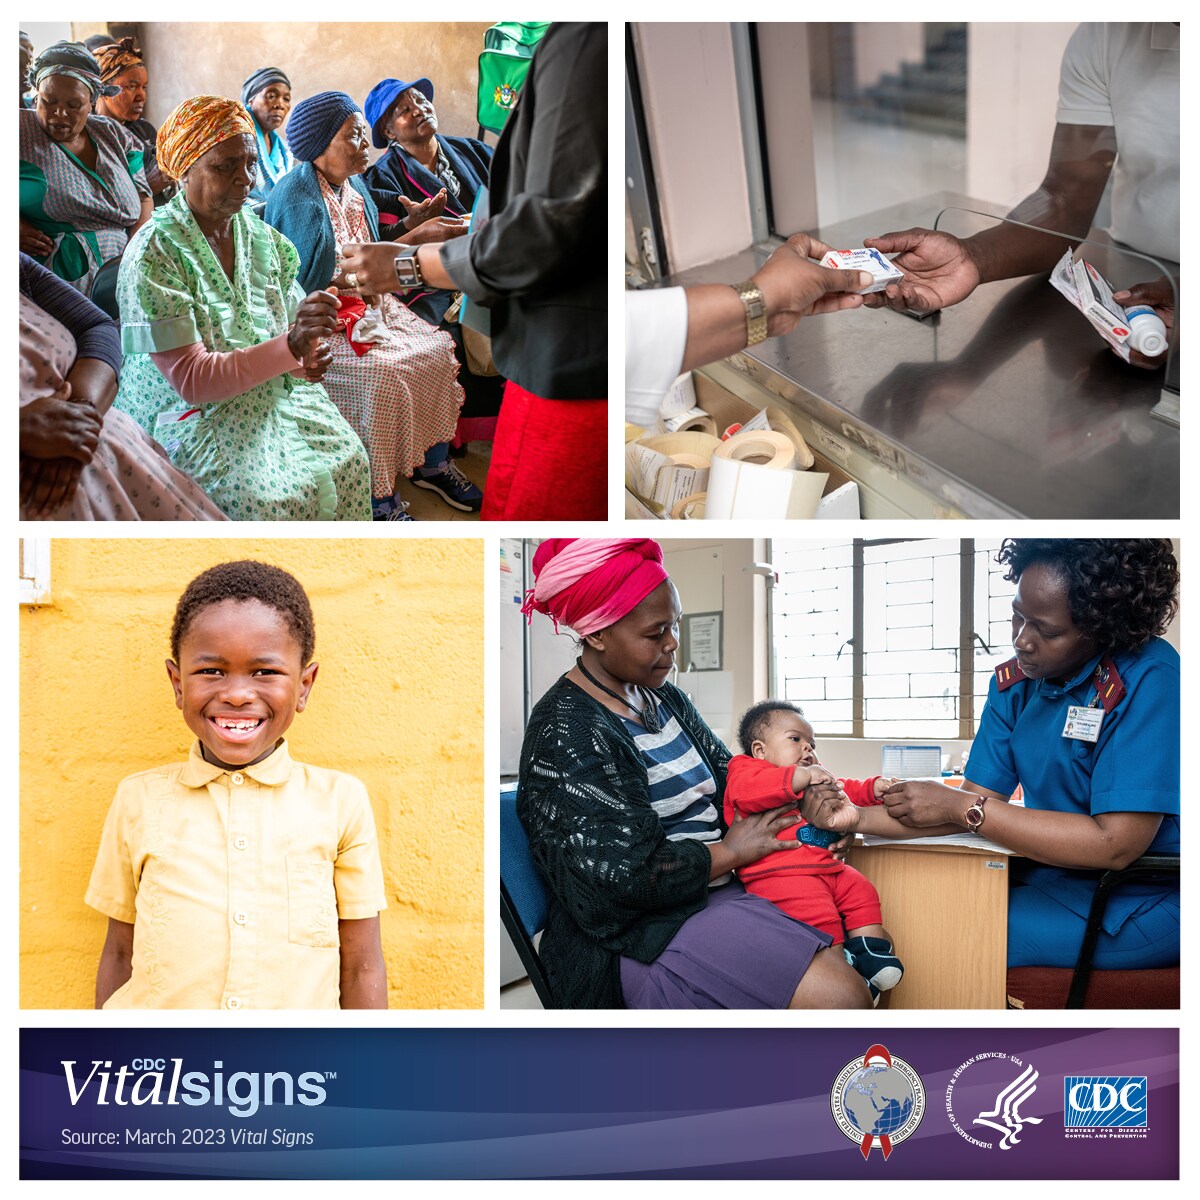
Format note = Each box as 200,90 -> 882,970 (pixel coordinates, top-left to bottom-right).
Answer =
411,461 -> 483,512
372,497 -> 416,522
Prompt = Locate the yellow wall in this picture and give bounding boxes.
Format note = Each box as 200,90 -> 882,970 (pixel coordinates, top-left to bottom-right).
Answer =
20,537 -> 483,1010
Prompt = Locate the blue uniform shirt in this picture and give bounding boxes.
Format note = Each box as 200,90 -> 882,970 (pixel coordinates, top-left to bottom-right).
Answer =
968,637 -> 1179,937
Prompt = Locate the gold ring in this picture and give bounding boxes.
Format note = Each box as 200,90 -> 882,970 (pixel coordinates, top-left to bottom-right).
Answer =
346,271 -> 359,289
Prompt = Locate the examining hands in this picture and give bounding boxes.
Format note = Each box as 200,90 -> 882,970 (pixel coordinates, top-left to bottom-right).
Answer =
882,779 -> 971,827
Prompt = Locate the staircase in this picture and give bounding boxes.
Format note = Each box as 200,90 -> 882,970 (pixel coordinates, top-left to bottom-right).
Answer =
849,25 -> 967,137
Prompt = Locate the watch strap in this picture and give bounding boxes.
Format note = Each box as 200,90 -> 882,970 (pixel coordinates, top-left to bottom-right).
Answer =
734,279 -> 767,347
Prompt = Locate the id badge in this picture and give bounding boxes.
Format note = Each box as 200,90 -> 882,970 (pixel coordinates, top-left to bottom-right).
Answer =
1063,705 -> 1102,743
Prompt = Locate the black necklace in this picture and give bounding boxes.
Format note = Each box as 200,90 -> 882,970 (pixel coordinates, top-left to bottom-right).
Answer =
576,658 -> 662,733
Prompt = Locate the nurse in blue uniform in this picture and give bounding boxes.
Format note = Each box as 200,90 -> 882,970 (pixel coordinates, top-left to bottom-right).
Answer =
883,539 -> 1179,970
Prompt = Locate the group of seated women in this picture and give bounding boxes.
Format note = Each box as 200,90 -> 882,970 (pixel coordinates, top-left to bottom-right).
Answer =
19,37 -> 502,521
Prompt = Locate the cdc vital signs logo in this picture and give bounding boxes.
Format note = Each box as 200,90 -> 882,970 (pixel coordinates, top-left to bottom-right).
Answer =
830,1043 -> 925,1160
1064,1076 -> 1148,1139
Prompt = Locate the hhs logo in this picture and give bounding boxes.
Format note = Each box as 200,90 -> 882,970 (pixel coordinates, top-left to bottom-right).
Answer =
1064,1076 -> 1147,1128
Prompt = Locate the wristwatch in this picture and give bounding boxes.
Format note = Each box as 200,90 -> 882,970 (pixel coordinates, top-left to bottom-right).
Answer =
963,794 -> 988,832
394,245 -> 425,290
734,279 -> 768,347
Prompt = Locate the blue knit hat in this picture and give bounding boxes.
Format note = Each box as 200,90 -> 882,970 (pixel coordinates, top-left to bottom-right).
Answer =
364,77 -> 433,149
285,90 -> 361,162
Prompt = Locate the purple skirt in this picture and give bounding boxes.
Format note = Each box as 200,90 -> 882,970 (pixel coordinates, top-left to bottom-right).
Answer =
619,880 -> 834,1009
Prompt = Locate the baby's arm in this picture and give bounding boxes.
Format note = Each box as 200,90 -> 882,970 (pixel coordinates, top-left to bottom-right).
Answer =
854,804 -> 962,840
339,916 -> 387,1009
95,918 -> 134,1009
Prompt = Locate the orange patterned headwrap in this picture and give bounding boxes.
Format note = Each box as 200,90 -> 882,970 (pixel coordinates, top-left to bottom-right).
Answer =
94,37 -> 144,84
157,94 -> 255,181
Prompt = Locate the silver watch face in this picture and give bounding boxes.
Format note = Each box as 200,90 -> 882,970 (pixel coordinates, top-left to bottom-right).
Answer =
394,250 -> 421,287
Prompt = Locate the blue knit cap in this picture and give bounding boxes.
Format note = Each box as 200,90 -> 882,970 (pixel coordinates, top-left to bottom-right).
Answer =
364,77 -> 434,149
285,90 -> 361,162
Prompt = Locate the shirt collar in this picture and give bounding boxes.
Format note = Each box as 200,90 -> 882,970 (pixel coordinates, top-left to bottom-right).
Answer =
1033,651 -> 1105,699
179,739 -> 294,788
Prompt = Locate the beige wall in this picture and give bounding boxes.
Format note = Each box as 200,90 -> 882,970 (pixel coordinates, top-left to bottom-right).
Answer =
966,22 -> 1077,208
132,22 -> 495,160
632,23 -> 754,273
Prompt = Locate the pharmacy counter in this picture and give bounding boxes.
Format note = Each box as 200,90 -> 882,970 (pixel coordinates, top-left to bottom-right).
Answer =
663,193 -> 1178,519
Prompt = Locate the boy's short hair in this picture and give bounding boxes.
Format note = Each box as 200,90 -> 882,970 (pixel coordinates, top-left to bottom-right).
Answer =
737,700 -> 806,755
171,561 -> 316,663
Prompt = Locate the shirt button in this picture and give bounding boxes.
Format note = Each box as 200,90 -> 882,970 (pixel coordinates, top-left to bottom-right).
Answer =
234,911 -> 248,926
225,996 -> 242,1010
231,772 -> 245,786
233,836 -> 248,850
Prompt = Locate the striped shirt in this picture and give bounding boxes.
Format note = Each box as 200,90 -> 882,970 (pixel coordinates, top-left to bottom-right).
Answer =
623,702 -> 729,886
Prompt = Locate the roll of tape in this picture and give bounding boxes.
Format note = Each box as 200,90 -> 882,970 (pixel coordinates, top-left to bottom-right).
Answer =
713,429 -> 797,471
668,452 -> 711,471
670,492 -> 708,520
766,406 -> 815,469
638,431 -> 722,463
674,412 -> 718,437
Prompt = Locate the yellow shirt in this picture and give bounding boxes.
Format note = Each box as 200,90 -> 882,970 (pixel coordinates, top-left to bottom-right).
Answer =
86,740 -> 386,1009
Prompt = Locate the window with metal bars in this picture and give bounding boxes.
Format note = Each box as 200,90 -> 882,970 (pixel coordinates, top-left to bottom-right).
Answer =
769,539 -> 1016,738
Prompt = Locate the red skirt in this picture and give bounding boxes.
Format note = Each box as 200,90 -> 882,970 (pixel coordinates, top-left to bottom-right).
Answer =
481,380 -> 607,521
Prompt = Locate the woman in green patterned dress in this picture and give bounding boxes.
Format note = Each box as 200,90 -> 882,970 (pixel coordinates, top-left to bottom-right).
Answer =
113,95 -> 371,521
19,41 -> 152,294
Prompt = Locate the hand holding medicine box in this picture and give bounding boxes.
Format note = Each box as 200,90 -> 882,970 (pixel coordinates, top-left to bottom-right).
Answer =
1049,248 -> 1169,362
819,248 -> 904,294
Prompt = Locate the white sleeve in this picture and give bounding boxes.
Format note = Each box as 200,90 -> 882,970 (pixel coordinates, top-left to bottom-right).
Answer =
624,287 -> 689,427
1057,23 -> 1114,126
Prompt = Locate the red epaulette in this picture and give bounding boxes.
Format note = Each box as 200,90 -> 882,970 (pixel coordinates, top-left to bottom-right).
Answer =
994,657 -> 1028,691
1091,655 -> 1126,713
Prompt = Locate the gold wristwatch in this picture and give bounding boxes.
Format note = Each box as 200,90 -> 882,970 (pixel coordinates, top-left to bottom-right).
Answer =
734,280 -> 767,347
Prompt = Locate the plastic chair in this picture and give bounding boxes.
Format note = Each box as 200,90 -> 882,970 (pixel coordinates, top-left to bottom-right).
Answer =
1007,854 -> 1180,1009
499,784 -> 553,1007
88,255 -> 122,321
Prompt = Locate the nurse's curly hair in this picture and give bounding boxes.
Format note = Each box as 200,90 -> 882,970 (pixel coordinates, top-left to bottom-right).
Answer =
171,560 -> 316,663
997,539 -> 1177,653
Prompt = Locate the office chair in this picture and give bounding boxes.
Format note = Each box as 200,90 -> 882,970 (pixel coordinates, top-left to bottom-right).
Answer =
1007,854 -> 1180,1009
499,785 -> 554,1008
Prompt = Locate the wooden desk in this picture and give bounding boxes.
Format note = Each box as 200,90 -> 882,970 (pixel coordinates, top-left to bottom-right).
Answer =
845,841 -> 1012,1009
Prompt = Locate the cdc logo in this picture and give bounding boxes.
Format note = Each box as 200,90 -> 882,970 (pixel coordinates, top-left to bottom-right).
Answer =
1064,1076 -> 1147,1129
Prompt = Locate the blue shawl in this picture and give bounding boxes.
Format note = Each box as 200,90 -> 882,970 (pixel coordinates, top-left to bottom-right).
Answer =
264,161 -> 379,296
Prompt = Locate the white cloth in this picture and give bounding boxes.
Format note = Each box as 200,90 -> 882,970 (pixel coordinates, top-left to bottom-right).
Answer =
1056,22 -> 1179,262
624,287 -> 689,426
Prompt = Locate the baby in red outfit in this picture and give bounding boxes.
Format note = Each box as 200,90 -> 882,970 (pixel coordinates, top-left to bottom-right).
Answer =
725,700 -> 903,1003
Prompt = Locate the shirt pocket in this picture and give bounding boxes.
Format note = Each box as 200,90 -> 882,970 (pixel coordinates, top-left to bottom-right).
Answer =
285,856 -> 338,948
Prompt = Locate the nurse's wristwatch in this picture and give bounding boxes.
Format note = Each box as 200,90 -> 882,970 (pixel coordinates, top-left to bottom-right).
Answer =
963,794 -> 988,832
734,280 -> 768,347
393,245 -> 425,290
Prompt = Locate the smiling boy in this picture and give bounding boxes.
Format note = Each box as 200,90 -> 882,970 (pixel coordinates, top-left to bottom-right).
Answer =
86,561 -> 387,1009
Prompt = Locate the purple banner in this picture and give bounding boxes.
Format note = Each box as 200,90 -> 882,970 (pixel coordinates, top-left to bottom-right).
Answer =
21,1027 -> 1177,1179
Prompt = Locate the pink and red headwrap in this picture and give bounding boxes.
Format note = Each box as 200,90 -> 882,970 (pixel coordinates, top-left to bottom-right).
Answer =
521,539 -> 668,636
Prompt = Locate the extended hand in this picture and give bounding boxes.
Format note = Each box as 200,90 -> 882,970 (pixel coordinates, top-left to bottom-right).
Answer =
723,804 -> 801,867
19,388 -> 103,463
753,233 -> 873,336
861,228 -> 981,314
287,289 -> 340,362
340,242 -> 410,296
1112,276 -> 1175,370
399,188 -> 449,228
399,215 -> 468,246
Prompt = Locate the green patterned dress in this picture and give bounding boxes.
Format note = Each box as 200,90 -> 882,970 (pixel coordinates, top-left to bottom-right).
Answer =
114,192 -> 371,521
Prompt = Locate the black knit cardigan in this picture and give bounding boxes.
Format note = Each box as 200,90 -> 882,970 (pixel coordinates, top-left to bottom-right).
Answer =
516,675 -> 732,1008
